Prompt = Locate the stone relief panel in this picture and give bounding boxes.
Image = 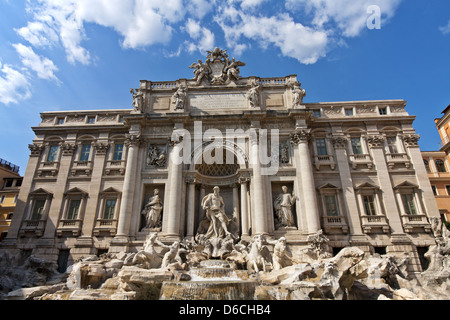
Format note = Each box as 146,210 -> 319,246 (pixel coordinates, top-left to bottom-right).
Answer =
146,144 -> 167,168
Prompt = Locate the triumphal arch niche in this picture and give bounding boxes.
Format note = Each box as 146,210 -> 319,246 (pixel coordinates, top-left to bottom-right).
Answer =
121,47 -> 315,252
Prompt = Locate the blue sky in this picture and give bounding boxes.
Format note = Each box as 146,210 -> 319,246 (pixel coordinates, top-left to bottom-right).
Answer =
0,0 -> 449,175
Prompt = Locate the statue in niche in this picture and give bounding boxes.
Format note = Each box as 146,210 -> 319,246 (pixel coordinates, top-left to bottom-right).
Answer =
274,186 -> 297,229
141,189 -> 163,231
172,86 -> 187,111
280,143 -> 290,164
130,88 -> 144,112
146,145 -> 166,168
246,84 -> 261,108
201,186 -> 232,239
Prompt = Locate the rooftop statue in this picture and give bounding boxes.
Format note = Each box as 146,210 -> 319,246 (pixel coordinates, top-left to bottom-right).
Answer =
189,47 -> 246,85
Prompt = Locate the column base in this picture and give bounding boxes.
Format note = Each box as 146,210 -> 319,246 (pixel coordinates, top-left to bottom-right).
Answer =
109,235 -> 130,254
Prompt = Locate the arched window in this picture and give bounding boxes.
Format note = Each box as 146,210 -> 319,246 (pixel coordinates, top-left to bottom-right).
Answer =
436,159 -> 446,172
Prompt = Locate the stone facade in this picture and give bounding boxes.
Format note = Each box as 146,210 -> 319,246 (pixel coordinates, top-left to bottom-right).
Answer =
0,49 -> 439,273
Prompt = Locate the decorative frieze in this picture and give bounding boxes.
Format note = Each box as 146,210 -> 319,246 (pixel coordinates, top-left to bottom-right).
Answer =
332,137 -> 348,149
94,142 -> 110,155
366,135 -> 385,149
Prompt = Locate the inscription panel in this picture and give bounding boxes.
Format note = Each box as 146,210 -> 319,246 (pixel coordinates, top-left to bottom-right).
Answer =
189,93 -> 247,109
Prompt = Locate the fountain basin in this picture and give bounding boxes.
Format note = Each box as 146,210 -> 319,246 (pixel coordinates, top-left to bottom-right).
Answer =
159,280 -> 257,300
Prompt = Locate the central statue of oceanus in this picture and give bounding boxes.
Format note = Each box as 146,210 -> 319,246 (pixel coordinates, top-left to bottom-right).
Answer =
195,186 -> 239,258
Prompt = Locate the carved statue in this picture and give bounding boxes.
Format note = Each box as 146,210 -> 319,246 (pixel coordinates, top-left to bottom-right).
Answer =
307,229 -> 332,259
271,237 -> 292,271
274,186 -> 297,229
141,189 -> 163,231
280,143 -> 289,164
130,88 -> 144,112
292,83 -> 306,107
172,86 -> 187,111
225,57 -> 246,82
206,47 -> 228,62
189,59 -> 211,85
246,234 -> 272,273
201,186 -> 232,239
130,233 -> 170,269
161,241 -> 186,269
246,85 -> 261,108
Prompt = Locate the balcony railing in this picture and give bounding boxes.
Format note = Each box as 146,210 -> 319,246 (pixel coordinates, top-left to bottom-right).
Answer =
361,215 -> 390,233
0,158 -> 20,174
93,219 -> 118,236
401,214 -> 431,233
56,219 -> 83,236
349,154 -> 373,169
386,153 -> 410,169
321,215 -> 349,234
314,155 -> 336,170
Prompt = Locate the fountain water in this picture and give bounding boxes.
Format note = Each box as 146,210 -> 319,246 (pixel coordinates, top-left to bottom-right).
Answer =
159,260 -> 258,300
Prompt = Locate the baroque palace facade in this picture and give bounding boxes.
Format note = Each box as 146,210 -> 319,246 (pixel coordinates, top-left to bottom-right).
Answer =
1,48 -> 439,272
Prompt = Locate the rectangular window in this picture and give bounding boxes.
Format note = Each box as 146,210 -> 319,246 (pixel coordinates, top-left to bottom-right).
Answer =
363,195 -> 377,216
87,116 -> 96,124
80,144 -> 91,161
113,144 -> 124,161
432,185 -> 438,196
316,138 -> 328,156
57,118 -> 65,125
324,195 -> 339,216
345,108 -> 354,116
31,199 -> 46,220
67,199 -> 81,220
386,136 -> 398,154
351,138 -> 363,155
103,199 -> 117,220
0,195 -> 5,204
47,145 -> 59,162
14,194 -> 18,203
312,110 -> 321,117
402,194 -> 417,215
379,107 -> 387,115
446,185 -> 450,195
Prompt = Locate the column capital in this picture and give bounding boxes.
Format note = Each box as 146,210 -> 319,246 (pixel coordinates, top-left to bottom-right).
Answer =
238,176 -> 250,185
125,134 -> 144,147
290,129 -> 311,145
168,134 -> 184,148
401,134 -> 420,148
28,143 -> 44,157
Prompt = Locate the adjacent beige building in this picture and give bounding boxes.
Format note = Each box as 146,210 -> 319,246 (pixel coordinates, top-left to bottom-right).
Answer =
0,49 -> 439,272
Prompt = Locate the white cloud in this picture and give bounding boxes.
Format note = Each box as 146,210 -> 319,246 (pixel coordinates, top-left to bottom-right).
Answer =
285,0 -> 403,37
0,61 -> 32,105
13,43 -> 60,84
184,19 -> 216,54
215,6 -> 328,64
440,21 -> 450,35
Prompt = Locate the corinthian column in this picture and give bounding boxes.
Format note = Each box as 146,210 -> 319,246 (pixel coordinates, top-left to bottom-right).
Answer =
249,129 -> 268,235
290,129 -> 321,234
163,133 -> 184,240
115,134 -> 142,240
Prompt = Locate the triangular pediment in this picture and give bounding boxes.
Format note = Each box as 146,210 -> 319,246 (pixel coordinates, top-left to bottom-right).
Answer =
30,188 -> 53,195
64,187 -> 88,195
317,183 -> 340,190
394,181 -> 419,189
355,182 -> 379,189
100,187 -> 121,195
